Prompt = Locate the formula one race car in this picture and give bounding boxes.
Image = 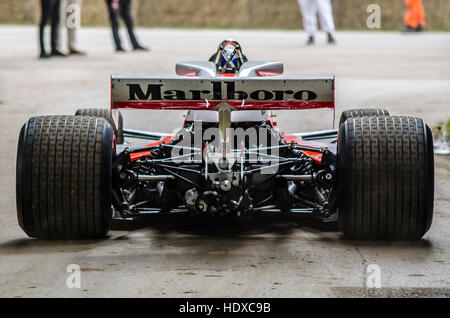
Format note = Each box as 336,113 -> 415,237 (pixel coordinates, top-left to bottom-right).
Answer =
16,40 -> 434,240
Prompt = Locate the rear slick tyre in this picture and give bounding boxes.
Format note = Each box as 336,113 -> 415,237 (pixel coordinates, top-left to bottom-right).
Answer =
16,115 -> 114,239
339,108 -> 390,127
337,116 -> 434,240
75,108 -> 124,144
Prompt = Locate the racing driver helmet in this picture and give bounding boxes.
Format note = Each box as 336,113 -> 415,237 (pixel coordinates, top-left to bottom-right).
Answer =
209,39 -> 248,74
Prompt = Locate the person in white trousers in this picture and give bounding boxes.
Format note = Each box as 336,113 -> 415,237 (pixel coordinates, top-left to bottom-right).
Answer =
61,0 -> 86,55
297,0 -> 336,45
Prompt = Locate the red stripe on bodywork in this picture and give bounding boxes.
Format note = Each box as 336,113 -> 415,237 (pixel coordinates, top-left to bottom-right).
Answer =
112,101 -> 334,111
130,135 -> 173,161
255,70 -> 281,77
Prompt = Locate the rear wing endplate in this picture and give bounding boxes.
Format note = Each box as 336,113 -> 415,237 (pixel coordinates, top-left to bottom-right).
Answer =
111,76 -> 334,110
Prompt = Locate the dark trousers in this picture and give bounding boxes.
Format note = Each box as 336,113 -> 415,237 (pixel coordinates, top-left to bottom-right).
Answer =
39,0 -> 61,52
106,0 -> 140,49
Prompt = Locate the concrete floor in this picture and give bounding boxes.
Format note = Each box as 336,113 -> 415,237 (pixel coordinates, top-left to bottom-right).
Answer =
0,26 -> 449,297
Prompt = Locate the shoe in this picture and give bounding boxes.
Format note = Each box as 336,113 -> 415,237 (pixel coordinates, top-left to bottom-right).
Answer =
306,36 -> 314,45
116,47 -> 126,53
415,25 -> 424,32
327,33 -> 336,44
402,25 -> 416,33
133,45 -> 149,51
39,51 -> 51,59
69,48 -> 87,55
51,49 -> 67,57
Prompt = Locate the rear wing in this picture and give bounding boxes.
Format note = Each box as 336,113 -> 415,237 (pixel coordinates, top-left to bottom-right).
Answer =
111,76 -> 334,110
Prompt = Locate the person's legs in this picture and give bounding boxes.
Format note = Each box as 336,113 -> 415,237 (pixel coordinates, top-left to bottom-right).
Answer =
50,0 -> 65,55
416,0 -> 426,28
120,0 -> 147,50
67,0 -> 76,51
404,0 -> 425,29
67,23 -> 76,51
404,0 -> 417,28
298,0 -> 318,44
67,0 -> 86,54
106,0 -> 123,51
317,0 -> 336,43
39,0 -> 52,57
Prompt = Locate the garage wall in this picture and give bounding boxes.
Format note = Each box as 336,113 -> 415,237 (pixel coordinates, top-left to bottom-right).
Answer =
0,0 -> 449,30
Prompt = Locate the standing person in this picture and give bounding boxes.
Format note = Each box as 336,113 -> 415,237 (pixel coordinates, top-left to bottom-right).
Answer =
402,0 -> 426,32
39,0 -> 66,58
62,0 -> 87,55
105,0 -> 149,52
297,0 -> 336,45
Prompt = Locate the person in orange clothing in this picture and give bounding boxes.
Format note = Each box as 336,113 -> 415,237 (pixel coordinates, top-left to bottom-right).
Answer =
403,0 -> 426,32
